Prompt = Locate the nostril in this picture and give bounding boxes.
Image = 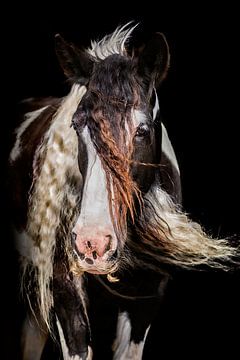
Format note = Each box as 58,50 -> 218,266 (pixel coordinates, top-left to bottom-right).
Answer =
85,257 -> 94,265
92,251 -> 97,259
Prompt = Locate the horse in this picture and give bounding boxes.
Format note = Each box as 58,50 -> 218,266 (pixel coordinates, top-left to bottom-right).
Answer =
9,23 -> 238,360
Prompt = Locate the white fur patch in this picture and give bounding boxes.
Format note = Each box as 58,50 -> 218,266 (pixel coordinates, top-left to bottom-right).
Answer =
10,106 -> 48,162
120,339 -> 148,360
161,122 -> 180,174
112,311 -> 131,359
152,88 -> 160,120
113,311 -> 150,360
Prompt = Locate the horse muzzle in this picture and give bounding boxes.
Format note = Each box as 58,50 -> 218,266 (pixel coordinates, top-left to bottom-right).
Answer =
71,227 -> 120,274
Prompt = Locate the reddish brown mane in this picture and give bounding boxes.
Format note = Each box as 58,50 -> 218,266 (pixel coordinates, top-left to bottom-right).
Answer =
88,99 -> 142,233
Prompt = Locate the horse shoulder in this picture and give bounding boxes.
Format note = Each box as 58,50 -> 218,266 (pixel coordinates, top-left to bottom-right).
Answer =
9,97 -> 61,230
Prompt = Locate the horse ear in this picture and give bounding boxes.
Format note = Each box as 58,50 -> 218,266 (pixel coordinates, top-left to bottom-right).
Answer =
55,34 -> 93,84
138,33 -> 170,88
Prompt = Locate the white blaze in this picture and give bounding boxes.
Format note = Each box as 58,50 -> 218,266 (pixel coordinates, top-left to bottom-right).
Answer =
74,127 -> 114,231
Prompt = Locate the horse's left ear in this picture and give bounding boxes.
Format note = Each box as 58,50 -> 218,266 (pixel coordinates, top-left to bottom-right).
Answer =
138,33 -> 170,88
55,34 -> 93,85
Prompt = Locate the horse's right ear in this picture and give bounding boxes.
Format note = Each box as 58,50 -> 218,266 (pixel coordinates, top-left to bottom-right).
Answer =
55,34 -> 93,85
138,32 -> 170,89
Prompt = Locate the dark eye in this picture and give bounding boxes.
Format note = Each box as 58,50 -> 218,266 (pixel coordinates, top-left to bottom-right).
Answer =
71,110 -> 86,133
135,124 -> 150,139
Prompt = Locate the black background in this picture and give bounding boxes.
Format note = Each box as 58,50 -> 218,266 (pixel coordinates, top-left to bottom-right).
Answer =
1,2 -> 240,359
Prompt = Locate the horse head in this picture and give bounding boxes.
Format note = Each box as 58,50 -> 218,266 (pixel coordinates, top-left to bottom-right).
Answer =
55,24 -> 170,275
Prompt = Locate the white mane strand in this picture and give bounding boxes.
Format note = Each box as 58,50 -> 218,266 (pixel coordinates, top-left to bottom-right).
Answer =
87,22 -> 138,60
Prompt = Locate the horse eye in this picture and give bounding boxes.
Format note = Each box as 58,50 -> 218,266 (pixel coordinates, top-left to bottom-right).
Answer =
71,114 -> 86,133
135,125 -> 150,138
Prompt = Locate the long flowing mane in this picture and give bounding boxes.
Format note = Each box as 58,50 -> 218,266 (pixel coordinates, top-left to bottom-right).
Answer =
12,24 -> 239,329
18,85 -> 86,326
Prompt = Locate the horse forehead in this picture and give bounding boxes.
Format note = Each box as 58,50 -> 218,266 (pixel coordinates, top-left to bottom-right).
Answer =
90,55 -> 136,91
94,53 -> 133,72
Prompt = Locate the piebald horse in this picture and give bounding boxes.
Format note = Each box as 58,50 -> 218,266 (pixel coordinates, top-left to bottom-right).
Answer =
9,24 -> 238,359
